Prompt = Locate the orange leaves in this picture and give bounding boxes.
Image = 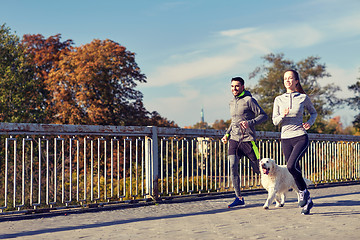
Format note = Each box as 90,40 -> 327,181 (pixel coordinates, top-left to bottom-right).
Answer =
42,38 -> 146,125
21,34 -> 177,127
22,34 -> 72,79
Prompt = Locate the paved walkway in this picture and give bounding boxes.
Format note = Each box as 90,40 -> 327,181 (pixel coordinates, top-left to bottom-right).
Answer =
0,184 -> 359,239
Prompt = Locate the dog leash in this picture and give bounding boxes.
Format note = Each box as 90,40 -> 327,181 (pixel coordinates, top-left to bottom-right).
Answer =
239,123 -> 246,142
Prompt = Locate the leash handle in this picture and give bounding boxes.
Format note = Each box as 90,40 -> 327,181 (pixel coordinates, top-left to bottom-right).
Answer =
239,123 -> 246,141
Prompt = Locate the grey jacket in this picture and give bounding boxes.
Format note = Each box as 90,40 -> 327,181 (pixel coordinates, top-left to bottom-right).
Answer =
225,90 -> 268,142
272,92 -> 317,139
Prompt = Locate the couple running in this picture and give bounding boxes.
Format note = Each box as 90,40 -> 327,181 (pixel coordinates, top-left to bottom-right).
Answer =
222,69 -> 317,215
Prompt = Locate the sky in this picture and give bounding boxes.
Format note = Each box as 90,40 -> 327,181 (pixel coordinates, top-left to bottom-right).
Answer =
1,0 -> 360,127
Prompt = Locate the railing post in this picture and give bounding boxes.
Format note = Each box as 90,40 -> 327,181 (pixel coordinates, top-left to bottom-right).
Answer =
145,126 -> 159,200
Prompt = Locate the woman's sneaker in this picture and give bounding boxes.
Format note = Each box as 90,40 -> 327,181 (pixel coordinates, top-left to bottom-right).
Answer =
228,197 -> 245,208
301,198 -> 313,215
298,189 -> 310,207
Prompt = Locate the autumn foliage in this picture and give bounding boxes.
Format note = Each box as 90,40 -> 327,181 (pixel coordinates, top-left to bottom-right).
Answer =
46,39 -> 145,125
19,33 -> 177,127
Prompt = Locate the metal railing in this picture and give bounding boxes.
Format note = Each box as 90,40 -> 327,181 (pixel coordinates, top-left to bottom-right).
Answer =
0,122 -> 359,213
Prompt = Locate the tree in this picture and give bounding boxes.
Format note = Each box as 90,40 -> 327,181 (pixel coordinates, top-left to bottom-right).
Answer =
248,53 -> 341,132
212,119 -> 231,130
346,72 -> 360,130
315,116 -> 358,135
146,111 -> 178,127
22,34 -> 177,127
22,34 -> 73,80
42,39 -> 147,125
21,34 -> 73,123
185,121 -> 211,129
0,24 -> 44,122
321,116 -> 344,134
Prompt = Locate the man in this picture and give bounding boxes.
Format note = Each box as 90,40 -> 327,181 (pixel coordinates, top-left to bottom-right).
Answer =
222,77 -> 268,208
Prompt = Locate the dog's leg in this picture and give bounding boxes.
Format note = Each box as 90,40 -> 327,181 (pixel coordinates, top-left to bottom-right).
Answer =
293,186 -> 300,204
277,193 -> 286,207
274,194 -> 281,207
296,191 -> 300,204
274,193 -> 285,207
263,187 -> 276,209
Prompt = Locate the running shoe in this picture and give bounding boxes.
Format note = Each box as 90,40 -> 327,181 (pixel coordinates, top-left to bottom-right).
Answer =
228,197 -> 245,208
301,198 -> 313,215
298,189 -> 310,207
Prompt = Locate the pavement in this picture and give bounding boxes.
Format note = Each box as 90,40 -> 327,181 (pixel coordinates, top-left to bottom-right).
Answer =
0,183 -> 359,239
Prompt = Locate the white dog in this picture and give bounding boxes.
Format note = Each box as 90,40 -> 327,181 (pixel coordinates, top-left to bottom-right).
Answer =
259,158 -> 312,209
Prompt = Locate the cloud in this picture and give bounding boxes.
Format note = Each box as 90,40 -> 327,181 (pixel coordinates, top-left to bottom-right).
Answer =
145,22 -> 328,88
224,24 -> 323,49
219,28 -> 256,37
143,84 -> 231,127
330,14 -> 360,35
318,65 -> 358,126
147,55 -> 247,87
325,65 -> 359,97
140,2 -> 360,127
143,85 -> 202,125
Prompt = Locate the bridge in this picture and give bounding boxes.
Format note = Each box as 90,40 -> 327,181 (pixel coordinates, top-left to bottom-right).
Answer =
0,122 -> 359,216
0,183 -> 359,239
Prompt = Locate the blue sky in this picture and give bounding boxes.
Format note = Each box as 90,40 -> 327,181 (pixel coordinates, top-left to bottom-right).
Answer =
2,0 -> 360,127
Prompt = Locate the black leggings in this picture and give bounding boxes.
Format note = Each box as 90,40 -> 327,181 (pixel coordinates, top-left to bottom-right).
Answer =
228,139 -> 260,198
281,134 -> 309,191
228,139 -> 260,174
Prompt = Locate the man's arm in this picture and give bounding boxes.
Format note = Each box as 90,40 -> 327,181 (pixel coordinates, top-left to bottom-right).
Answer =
222,122 -> 233,143
247,98 -> 268,126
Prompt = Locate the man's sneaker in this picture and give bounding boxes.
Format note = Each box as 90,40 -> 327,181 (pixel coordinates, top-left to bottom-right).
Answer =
228,197 -> 245,208
298,189 -> 310,207
301,198 -> 313,215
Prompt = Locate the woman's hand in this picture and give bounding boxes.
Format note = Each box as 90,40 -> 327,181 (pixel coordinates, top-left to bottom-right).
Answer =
283,108 -> 289,117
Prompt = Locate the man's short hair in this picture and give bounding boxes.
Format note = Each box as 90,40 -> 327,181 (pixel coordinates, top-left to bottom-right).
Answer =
231,77 -> 244,85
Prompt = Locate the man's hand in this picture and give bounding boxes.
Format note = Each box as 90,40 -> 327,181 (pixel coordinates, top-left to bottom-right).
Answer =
302,122 -> 311,130
221,135 -> 228,144
240,121 -> 248,129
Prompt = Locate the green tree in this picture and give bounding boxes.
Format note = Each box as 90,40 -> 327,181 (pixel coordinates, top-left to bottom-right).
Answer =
248,53 -> 341,132
0,24 -> 44,122
346,72 -> 360,130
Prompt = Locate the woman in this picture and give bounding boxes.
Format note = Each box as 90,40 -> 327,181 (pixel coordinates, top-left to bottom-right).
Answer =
272,69 -> 317,215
